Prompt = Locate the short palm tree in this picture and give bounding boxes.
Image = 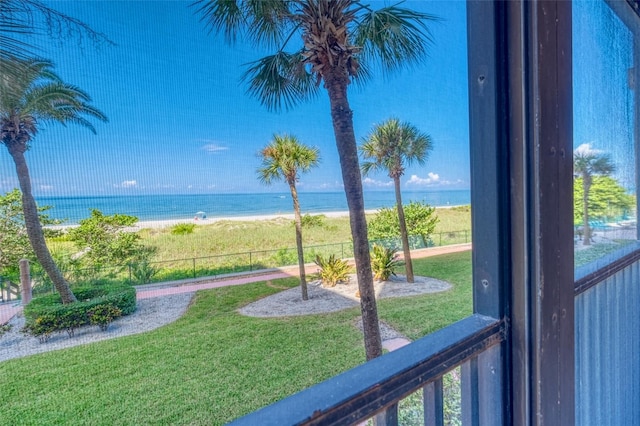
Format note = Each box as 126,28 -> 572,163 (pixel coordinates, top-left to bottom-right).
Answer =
0,57 -> 107,303
193,0 -> 437,360
573,143 -> 615,246
360,118 -> 432,283
257,134 -> 319,301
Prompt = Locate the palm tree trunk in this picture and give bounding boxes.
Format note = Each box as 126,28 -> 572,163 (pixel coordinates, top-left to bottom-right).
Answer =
582,175 -> 591,246
6,144 -> 77,303
289,182 -> 308,300
393,177 -> 414,283
324,70 -> 382,361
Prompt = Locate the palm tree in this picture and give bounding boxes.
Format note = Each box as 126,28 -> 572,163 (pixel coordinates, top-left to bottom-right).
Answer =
573,143 -> 615,246
0,57 -> 107,303
193,0 -> 437,360
360,118 -> 432,283
257,134 -> 319,301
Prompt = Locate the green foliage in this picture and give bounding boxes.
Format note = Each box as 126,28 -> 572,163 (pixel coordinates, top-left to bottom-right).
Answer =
271,248 -> 298,266
23,285 -> 136,340
574,176 -> 634,224
129,247 -> 158,284
87,305 -> 123,331
170,223 -> 196,235
0,253 -> 471,424
368,201 -> 439,246
0,189 -> 60,276
300,214 -> 326,228
314,254 -> 351,287
370,244 -> 403,281
67,209 -> 147,270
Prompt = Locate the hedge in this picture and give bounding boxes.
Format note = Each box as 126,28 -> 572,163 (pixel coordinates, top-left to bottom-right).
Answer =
23,285 -> 136,342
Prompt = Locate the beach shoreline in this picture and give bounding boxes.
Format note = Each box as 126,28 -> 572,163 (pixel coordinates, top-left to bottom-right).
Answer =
47,205 -> 465,231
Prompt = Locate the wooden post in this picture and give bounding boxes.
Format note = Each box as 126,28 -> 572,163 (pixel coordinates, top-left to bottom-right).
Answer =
19,258 -> 32,305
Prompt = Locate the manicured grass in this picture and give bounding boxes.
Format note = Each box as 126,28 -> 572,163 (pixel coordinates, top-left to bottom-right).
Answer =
0,252 -> 472,425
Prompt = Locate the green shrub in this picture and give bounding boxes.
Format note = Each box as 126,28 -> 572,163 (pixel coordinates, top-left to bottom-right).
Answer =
300,214 -> 326,228
131,260 -> 158,284
171,223 -> 196,235
23,284 -> 136,340
314,254 -> 351,287
88,305 -> 123,331
370,244 -> 403,281
271,248 -> 298,266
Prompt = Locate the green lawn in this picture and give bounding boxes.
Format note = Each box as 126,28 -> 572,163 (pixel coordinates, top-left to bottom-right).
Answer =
0,251 -> 472,425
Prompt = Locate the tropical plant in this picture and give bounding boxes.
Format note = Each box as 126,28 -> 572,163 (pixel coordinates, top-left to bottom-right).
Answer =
369,201 -> 439,248
257,134 -> 320,300
170,223 -> 196,235
0,189 -> 60,278
0,58 -> 106,303
573,143 -> 616,246
67,209 -> 145,272
193,0 -> 438,360
573,176 -> 634,225
370,244 -> 403,282
360,118 -> 433,283
314,254 -> 351,287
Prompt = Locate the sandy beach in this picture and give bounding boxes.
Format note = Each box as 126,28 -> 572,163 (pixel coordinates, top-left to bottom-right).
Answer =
47,205 -> 465,231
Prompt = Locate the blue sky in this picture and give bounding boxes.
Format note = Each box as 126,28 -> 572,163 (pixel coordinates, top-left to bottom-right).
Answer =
0,1 -> 471,196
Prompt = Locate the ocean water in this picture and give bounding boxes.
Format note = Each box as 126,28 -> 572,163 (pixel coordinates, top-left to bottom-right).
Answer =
36,190 -> 470,224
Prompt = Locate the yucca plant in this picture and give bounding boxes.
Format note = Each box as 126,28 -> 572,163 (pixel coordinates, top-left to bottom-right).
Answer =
371,244 -> 404,282
314,254 -> 351,287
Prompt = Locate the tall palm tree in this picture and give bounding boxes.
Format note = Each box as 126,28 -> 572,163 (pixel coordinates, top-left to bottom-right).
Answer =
360,118 -> 432,283
193,0 -> 437,360
573,143 -> 615,246
0,57 -> 106,303
257,134 -> 319,301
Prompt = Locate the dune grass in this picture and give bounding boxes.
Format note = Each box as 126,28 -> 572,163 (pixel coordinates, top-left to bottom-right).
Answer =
0,251 -> 471,425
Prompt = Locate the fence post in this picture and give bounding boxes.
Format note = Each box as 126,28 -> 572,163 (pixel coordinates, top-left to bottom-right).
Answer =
439,232 -> 442,246
249,252 -> 253,271
192,258 -> 196,278
19,258 -> 32,305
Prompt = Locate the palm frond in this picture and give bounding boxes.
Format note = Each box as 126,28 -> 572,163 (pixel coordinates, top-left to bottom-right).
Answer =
242,50 -> 318,111
354,5 -> 439,74
192,0 -> 294,47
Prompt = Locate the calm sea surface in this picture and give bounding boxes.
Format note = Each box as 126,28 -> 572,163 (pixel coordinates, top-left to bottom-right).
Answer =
36,190 -> 470,224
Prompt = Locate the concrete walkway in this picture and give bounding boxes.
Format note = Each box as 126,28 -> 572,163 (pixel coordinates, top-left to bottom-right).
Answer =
1,243 -> 471,352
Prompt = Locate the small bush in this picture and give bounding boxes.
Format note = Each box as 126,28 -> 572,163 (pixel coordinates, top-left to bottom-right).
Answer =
171,223 -> 196,235
88,305 -> 122,331
271,248 -> 298,266
131,260 -> 158,284
23,284 -> 136,341
371,244 -> 403,281
300,214 -> 326,228
314,254 -> 351,287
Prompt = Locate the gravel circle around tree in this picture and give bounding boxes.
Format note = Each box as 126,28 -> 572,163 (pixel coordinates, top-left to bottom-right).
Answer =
238,274 -> 452,318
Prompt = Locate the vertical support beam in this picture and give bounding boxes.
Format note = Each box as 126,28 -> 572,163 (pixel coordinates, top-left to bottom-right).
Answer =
526,1 -> 575,424
423,378 -> 444,426
467,3 -> 510,424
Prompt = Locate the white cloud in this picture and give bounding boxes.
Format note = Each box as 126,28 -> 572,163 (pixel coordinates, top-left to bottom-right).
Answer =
39,185 -> 54,191
574,143 -> 601,156
406,173 -> 440,186
201,144 -> 229,153
119,180 -> 137,188
362,177 -> 393,187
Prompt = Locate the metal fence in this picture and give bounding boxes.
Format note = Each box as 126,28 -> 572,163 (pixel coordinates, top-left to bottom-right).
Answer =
22,229 -> 471,293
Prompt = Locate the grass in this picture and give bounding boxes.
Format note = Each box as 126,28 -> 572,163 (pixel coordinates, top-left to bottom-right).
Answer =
0,251 -> 472,425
